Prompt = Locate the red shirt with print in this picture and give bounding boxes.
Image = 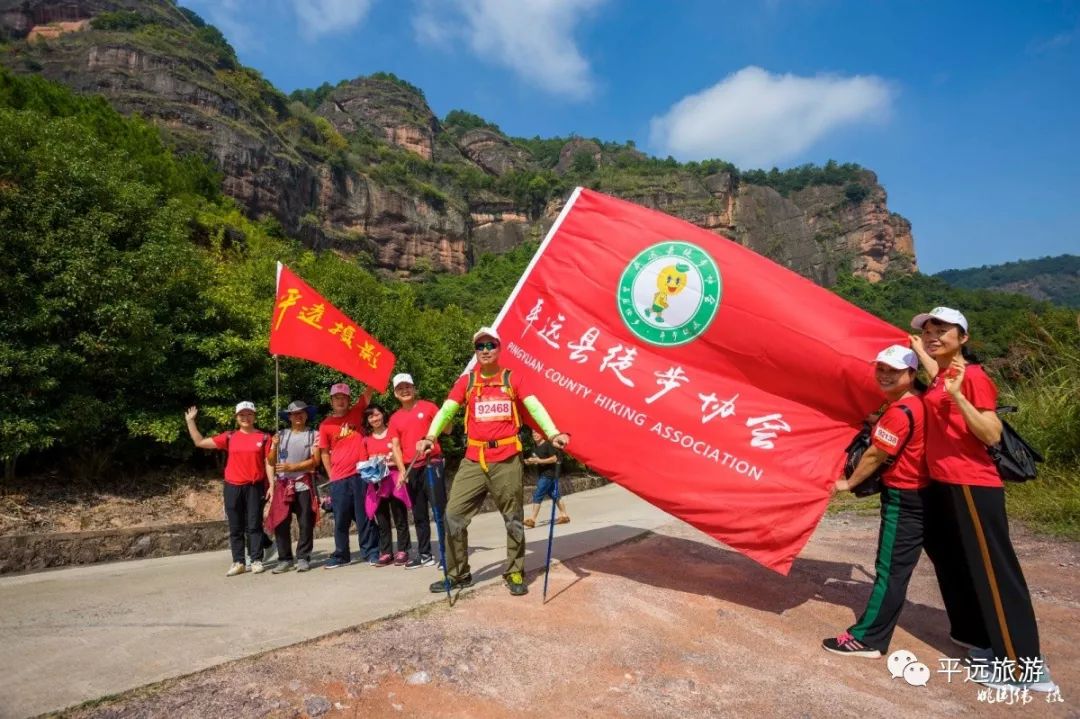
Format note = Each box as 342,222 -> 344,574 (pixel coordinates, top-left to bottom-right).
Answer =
389,400 -> 442,467
212,430 -> 272,485
363,429 -> 398,459
450,369 -> 529,464
317,400 -> 370,482
923,364 -> 1002,487
870,396 -> 927,490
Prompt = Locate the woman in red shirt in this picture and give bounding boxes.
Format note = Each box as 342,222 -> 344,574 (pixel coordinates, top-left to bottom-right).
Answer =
823,345 -> 928,658
185,402 -> 273,577
914,307 -> 1056,693
362,405 -> 410,567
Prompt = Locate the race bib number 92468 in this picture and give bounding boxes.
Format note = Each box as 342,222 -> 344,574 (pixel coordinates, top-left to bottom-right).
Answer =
474,399 -> 513,423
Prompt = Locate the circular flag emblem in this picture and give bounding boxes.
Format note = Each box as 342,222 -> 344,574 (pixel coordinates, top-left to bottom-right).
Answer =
617,241 -> 722,346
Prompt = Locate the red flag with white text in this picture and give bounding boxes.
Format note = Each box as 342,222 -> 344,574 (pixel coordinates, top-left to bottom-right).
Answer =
492,188 -> 906,574
269,263 -> 394,391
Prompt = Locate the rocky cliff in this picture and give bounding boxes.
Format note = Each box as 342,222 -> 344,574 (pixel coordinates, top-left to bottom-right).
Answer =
0,0 -> 918,285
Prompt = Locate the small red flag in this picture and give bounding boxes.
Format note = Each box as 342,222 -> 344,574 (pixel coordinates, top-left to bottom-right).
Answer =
269,263 -> 395,391
491,188 -> 905,574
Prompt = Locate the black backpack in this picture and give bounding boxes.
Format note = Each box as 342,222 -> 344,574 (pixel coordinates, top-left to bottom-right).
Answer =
843,404 -> 915,498
988,406 -> 1042,482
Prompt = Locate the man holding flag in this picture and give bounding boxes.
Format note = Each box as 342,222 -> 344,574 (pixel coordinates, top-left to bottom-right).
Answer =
317,382 -> 378,568
418,327 -> 570,596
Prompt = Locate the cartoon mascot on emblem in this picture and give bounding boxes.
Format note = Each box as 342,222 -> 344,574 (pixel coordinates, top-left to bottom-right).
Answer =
643,263 -> 690,323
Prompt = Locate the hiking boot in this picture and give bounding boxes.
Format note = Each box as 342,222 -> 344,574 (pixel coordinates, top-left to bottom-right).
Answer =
505,571 -> 528,596
374,554 -> 393,567
226,562 -> 246,577
523,518 -> 536,528
429,574 -> 473,593
821,632 -> 881,658
296,558 -> 311,572
323,557 -> 351,570
272,560 -> 295,574
250,561 -> 266,574
393,551 -> 408,566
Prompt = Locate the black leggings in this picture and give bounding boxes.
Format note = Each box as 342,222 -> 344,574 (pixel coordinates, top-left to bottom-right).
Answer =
375,496 -> 411,556
223,482 -> 266,564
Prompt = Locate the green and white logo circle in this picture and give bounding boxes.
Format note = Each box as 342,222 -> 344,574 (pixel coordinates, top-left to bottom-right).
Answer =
617,241 -> 722,346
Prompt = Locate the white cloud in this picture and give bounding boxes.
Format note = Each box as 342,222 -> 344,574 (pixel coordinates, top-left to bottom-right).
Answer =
649,66 -> 894,168
412,0 -> 605,100
290,0 -> 374,39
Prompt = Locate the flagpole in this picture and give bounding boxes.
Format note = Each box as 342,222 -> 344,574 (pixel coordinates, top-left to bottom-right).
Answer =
274,261 -> 282,432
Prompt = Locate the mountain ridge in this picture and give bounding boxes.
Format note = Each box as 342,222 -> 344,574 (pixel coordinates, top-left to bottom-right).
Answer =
2,0 -> 916,286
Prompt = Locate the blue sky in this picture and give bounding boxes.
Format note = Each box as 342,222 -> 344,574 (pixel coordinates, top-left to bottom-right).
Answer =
179,0 -> 1080,274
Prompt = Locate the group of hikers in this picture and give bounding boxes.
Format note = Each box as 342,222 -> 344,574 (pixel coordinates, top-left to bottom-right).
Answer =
825,306 -> 1056,694
185,326 -> 570,596
186,309 -> 1057,694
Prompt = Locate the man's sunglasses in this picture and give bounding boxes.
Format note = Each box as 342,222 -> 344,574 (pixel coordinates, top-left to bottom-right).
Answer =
474,341 -> 499,351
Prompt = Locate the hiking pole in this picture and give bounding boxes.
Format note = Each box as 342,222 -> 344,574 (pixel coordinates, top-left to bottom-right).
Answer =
427,462 -> 452,603
542,458 -> 561,603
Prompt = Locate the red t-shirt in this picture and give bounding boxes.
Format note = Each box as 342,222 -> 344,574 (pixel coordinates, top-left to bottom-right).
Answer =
450,369 -> 529,464
317,400 -> 370,482
389,400 -> 442,467
923,364 -> 1002,487
871,396 -> 927,490
363,429 -> 398,459
212,430 -> 272,485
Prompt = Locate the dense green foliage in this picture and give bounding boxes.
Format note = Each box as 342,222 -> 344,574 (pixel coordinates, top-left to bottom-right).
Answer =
0,70 -> 481,479
935,254 -> 1080,308
741,160 -> 867,196
442,109 -> 502,136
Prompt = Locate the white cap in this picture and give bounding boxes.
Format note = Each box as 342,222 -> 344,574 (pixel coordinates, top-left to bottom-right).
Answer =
911,306 -> 968,333
472,326 -> 501,343
874,345 -> 918,370
392,373 -> 415,388
234,401 -> 256,414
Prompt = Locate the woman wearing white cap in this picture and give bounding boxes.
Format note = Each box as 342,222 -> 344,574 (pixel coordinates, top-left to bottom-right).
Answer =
913,306 -> 1056,692
823,345 -> 929,658
185,402 -> 273,576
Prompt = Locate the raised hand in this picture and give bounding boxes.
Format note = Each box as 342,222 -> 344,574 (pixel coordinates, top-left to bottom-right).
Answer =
184,406 -> 198,422
944,357 -> 966,396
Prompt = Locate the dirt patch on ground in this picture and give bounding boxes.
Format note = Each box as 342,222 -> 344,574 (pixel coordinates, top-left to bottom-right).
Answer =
62,516 -> 1078,719
0,471 -> 225,536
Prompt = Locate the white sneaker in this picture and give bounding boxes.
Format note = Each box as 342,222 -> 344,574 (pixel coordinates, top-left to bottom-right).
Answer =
251,561 -> 266,574
226,562 -> 246,577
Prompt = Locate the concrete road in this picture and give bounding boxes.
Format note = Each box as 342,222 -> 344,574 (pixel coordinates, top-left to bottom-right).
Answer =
0,485 -> 670,719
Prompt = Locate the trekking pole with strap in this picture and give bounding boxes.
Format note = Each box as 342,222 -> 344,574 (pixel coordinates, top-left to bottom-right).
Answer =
542,457 -> 561,603
427,461 -> 452,602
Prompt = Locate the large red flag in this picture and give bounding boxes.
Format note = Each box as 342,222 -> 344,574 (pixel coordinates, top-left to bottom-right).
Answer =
492,188 -> 906,574
269,263 -> 394,391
